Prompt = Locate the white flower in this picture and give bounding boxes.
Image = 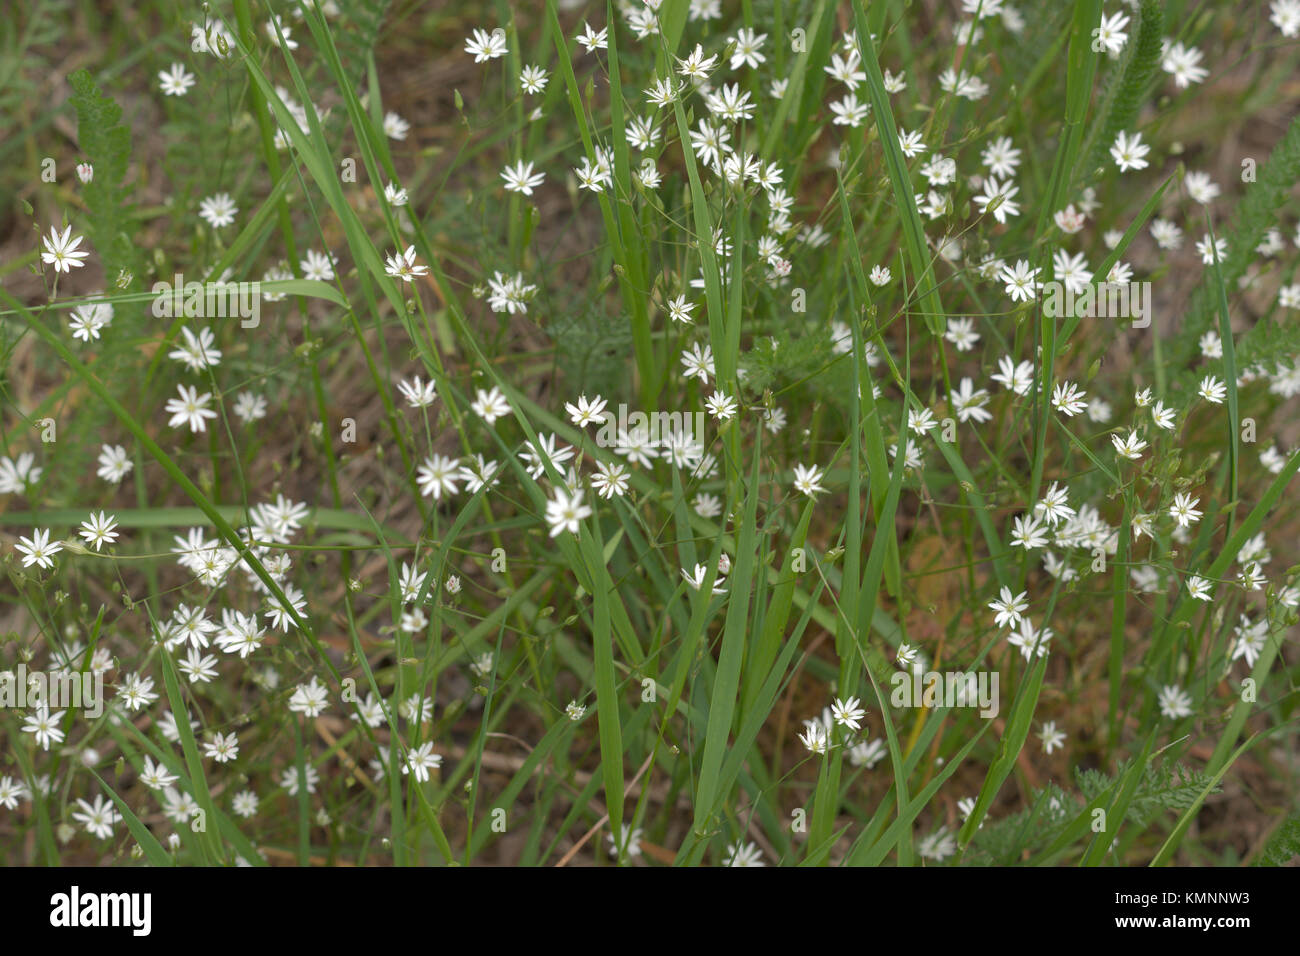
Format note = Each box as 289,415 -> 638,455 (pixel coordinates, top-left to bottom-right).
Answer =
204,731 -> 240,763
398,376 -> 438,408
988,586 -> 1029,628
520,65 -> 549,94
416,454 -> 460,500
23,706 -> 66,750
565,394 -> 609,427
471,386 -> 511,424
1000,260 -> 1041,302
545,487 -> 592,537
676,43 -> 718,80
1092,10 -> 1129,56
500,160 -> 545,195
724,841 -> 766,867
198,193 -> 238,228
300,249 -> 335,281
1040,721 -> 1067,755
1168,492 -> 1201,528
1272,0 -> 1300,37
1110,130 -> 1150,172
168,326 -> 223,371
1196,235 -> 1228,265
384,245 -> 427,282
15,528 -> 62,569
831,696 -> 866,732
233,392 -> 268,423
1111,430 -> 1147,460
1009,617 -> 1053,660
1161,41 -> 1207,88
289,677 -> 329,717
1157,684 -> 1193,720
465,27 -> 508,62
382,111 -> 410,140
41,224 -> 90,273
681,563 -> 726,595
1197,376 -> 1226,404
575,22 -> 608,53
78,511 -> 119,551
72,794 -> 120,840
792,463 -> 826,497
158,62 -> 196,96
1009,513 -> 1049,551
992,355 -> 1035,396
798,723 -> 830,756
165,384 -> 219,433
590,461 -> 629,499
1151,400 -> 1176,430
945,317 -> 980,351
403,742 -> 443,782
1184,171 -> 1220,205
0,452 -> 42,495
1051,381 -> 1087,417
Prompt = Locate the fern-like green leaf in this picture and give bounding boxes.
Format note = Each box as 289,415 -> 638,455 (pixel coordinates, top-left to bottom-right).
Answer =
1253,812 -> 1300,866
67,68 -> 140,289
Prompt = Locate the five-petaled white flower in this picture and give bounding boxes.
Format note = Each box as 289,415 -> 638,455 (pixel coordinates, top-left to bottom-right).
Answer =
545,487 -> 592,537
988,586 -> 1029,628
41,224 -> 90,273
165,384 -> 219,433
1168,492 -> 1202,528
16,528 -> 63,569
403,742 -> 443,782
500,160 -> 545,196
198,193 -> 238,228
831,696 -> 866,732
78,511 -> 119,551
465,27 -> 507,62
1110,131 -> 1150,172
792,463 -> 827,497
384,245 -> 428,282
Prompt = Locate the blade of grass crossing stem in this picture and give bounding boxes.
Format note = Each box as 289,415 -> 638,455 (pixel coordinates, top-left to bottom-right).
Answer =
603,0 -> 657,405
836,163 -> 900,600
1108,503 -> 1132,752
1029,1 -> 1100,499
294,718 -> 311,865
1030,0 -> 1102,507
740,502 -> 813,718
1207,624 -> 1288,776
1081,731 -> 1155,865
682,435 -> 763,863
9,736 -> 59,864
670,100 -> 729,386
584,513 -> 627,861
849,720 -> 994,866
1206,213 -> 1239,535
89,772 -> 172,867
850,0 -> 946,338
759,0 -> 828,160
958,654 -> 1049,846
1150,735 -> 1261,866
848,374 -> 913,863
157,645 -> 224,863
545,1 -> 655,406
